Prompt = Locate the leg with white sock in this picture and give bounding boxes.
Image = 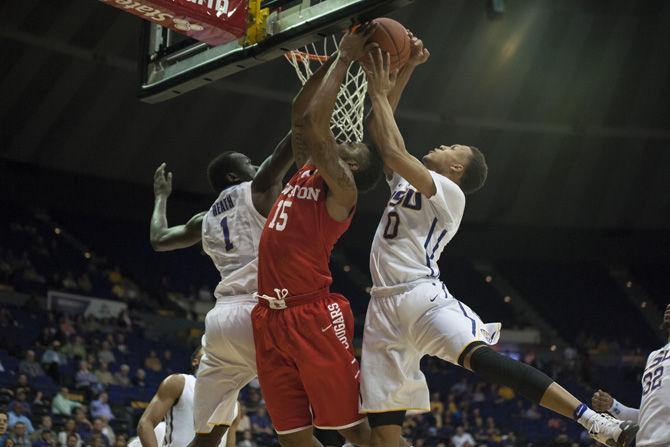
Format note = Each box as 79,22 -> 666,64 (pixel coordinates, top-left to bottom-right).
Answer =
461,343 -> 638,447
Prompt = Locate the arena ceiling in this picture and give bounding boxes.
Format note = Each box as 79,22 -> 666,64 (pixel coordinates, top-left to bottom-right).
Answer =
2,0 -> 670,230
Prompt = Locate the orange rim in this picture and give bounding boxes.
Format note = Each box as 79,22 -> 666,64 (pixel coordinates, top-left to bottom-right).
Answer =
284,50 -> 329,63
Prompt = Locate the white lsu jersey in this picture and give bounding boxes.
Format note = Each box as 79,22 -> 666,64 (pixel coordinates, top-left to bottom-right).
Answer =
637,342 -> 670,447
126,375 -> 233,447
202,182 -> 266,298
370,171 -> 466,288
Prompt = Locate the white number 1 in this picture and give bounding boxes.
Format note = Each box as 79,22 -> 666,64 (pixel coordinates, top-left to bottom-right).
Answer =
268,200 -> 292,231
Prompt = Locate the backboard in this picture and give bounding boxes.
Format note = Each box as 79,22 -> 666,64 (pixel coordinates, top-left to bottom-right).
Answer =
138,0 -> 417,103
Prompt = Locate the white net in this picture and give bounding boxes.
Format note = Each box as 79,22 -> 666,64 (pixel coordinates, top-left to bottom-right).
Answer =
285,35 -> 368,143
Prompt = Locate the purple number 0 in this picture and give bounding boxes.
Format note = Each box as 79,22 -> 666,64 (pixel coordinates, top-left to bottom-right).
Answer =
220,217 -> 234,251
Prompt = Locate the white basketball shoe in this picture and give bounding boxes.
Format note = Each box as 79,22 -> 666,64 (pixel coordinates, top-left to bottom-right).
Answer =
586,412 -> 638,446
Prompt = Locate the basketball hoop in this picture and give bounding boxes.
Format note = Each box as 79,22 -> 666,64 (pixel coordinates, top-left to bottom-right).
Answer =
285,35 -> 367,144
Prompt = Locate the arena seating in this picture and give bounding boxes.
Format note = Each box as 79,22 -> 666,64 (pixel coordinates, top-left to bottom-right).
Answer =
0,204 -> 661,446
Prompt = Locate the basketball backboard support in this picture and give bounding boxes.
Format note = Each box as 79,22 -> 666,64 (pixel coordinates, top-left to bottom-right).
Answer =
138,0 -> 417,103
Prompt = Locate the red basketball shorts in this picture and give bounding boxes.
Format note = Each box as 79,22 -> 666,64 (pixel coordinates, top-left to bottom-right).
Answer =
251,291 -> 365,434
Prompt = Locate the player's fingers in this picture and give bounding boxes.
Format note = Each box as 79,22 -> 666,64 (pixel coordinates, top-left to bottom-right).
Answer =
363,22 -> 378,38
384,51 -> 391,75
374,48 -> 384,71
367,52 -> 377,73
167,172 -> 173,183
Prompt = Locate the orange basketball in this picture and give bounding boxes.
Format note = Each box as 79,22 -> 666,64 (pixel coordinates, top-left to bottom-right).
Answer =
364,18 -> 411,71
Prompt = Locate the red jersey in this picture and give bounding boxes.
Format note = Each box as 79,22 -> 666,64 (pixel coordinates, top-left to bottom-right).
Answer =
258,165 -> 353,297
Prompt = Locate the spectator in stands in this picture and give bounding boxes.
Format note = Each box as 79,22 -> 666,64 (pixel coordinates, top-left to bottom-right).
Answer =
74,361 -> 100,397
236,430 -> 257,447
235,404 -> 251,434
57,420 -> 81,447
41,340 -> 67,381
29,416 -> 53,443
18,351 -> 44,379
94,362 -> 114,386
113,335 -> 127,355
250,408 -> 272,437
497,383 -> 515,401
77,274 -> 92,294
90,393 -> 114,421
96,342 -> 115,365
112,434 -> 126,447
112,365 -> 130,388
13,375 -> 43,406
59,317 -> 76,339
7,402 -> 33,433
451,426 -> 475,447
161,350 -> 174,373
61,337 -> 87,361
94,419 -> 114,447
64,433 -> 80,447
7,422 -> 30,447
9,391 -> 31,418
87,434 -> 107,447
87,420 -> 110,447
51,388 -> 82,416
524,403 -> 542,420
132,369 -> 146,388
143,351 -> 161,373
72,408 -> 92,441
0,411 -> 8,446
61,272 -> 78,291
37,327 -> 57,349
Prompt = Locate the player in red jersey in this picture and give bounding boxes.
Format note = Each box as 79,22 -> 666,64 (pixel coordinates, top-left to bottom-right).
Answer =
252,25 -> 385,447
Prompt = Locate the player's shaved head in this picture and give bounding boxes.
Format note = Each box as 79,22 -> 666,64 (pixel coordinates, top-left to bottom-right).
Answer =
207,151 -> 257,192
338,141 -> 383,193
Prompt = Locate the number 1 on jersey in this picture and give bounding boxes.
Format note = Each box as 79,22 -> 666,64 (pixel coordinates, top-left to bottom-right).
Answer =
220,217 -> 234,251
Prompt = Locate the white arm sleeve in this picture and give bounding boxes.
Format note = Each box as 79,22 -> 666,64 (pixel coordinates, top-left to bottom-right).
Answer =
608,399 -> 640,423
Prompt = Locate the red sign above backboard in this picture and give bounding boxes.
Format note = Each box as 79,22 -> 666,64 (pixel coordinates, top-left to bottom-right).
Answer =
100,0 -> 248,46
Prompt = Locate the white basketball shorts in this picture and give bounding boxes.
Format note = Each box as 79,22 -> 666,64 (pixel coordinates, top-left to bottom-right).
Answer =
194,295 -> 257,434
360,279 -> 501,413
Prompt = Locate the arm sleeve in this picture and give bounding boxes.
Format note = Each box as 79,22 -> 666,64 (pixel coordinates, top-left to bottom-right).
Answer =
428,171 -> 466,230
608,399 -> 640,423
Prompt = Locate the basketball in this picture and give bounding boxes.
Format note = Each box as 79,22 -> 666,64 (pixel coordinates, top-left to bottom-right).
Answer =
364,18 -> 411,71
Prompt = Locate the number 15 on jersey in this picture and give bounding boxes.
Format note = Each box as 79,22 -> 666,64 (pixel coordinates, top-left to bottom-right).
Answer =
268,200 -> 292,232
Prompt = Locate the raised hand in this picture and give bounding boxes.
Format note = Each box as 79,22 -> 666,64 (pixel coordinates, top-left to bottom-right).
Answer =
338,22 -> 377,64
591,390 -> 614,412
364,48 -> 398,98
407,30 -> 430,67
154,163 -> 172,198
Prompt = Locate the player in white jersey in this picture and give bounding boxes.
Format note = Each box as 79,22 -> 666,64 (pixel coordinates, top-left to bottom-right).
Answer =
150,133 -> 293,447
358,40 -> 638,447
591,304 -> 670,447
132,347 -> 240,447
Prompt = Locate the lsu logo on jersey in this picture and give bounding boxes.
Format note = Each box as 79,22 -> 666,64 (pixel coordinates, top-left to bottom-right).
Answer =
389,187 -> 422,210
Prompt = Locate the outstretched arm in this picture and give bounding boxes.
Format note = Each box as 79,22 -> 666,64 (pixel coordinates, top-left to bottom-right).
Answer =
137,374 -> 184,447
365,49 -> 436,197
251,131 -> 294,217
298,25 -> 376,220
366,32 -> 430,178
150,163 -> 204,251
291,56 -> 338,168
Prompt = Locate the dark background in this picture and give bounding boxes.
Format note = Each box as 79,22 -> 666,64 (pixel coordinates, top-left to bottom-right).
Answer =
2,0 -> 670,264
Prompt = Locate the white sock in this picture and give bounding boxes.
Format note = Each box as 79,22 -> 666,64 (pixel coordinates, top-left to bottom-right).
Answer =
576,406 -> 598,428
